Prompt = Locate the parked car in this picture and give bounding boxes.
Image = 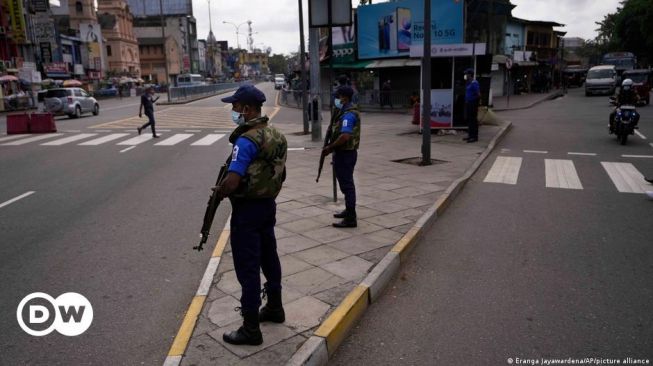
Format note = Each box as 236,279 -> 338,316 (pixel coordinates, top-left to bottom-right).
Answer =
622,69 -> 651,105
585,65 -> 617,96
44,88 -> 100,118
94,86 -> 118,98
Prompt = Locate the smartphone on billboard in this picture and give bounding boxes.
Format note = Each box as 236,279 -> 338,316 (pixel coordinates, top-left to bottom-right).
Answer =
388,12 -> 397,52
397,7 -> 411,52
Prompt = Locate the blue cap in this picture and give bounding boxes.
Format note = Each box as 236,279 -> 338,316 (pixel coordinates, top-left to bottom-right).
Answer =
335,86 -> 354,99
464,68 -> 474,75
221,85 -> 266,105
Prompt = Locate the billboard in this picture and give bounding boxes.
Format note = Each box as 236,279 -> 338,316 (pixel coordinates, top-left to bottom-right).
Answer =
80,23 -> 103,70
125,0 -> 192,17
357,0 -> 463,60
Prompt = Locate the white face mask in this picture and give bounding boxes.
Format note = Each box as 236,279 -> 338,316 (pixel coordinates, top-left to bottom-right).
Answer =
464,75 -> 469,81
334,98 -> 343,109
231,110 -> 245,125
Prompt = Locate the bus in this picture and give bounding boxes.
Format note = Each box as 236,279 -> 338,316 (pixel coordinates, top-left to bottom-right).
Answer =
602,52 -> 637,75
176,74 -> 205,86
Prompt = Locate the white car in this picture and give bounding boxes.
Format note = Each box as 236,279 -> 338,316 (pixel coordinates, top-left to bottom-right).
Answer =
274,77 -> 285,90
44,88 -> 100,118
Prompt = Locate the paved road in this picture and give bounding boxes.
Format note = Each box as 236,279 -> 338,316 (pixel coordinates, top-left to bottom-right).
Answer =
330,88 -> 653,365
0,82 -> 280,365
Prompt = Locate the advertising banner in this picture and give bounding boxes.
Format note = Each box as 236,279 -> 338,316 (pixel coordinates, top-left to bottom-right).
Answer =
332,25 -> 356,64
357,0 -> 463,60
410,42 -> 487,58
80,23 -> 103,70
429,89 -> 453,128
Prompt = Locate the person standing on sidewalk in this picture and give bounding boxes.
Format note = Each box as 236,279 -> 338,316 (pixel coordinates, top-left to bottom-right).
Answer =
463,68 -> 481,143
381,79 -> 393,109
215,85 -> 288,346
137,86 -> 160,138
322,86 -> 360,228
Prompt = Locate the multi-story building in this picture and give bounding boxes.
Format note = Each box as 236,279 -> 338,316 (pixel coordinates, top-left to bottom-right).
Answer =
197,39 -> 206,75
97,0 -> 141,77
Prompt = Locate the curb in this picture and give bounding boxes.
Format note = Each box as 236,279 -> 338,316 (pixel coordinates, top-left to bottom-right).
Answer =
162,216 -> 231,366
287,120 -> 513,365
492,90 -> 564,112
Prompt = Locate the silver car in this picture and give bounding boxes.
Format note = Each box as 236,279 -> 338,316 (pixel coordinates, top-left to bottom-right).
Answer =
44,88 -> 100,118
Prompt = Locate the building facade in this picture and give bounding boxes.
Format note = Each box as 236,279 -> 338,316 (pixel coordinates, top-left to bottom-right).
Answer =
97,0 -> 140,77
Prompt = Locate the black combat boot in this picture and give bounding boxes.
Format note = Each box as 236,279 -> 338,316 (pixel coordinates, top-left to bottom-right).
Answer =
223,310 -> 263,346
332,209 -> 357,228
259,288 -> 285,323
333,209 -> 348,218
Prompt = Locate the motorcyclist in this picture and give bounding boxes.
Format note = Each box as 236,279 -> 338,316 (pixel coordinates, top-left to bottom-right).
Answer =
609,78 -> 640,133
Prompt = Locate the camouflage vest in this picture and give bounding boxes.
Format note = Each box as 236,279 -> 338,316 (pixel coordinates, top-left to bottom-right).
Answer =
229,116 -> 287,199
330,105 -> 361,150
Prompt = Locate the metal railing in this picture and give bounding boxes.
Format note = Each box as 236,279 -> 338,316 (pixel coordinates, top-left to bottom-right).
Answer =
278,88 -> 414,110
168,81 -> 250,102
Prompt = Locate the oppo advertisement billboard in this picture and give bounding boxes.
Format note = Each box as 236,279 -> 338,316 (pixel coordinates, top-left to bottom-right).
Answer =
357,0 -> 463,60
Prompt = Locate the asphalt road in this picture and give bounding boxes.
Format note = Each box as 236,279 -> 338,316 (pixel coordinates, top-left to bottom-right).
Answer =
330,88 -> 653,365
0,82 -> 280,365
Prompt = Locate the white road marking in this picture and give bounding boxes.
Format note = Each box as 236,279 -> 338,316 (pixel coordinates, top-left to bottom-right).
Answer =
601,162 -> 649,193
0,134 -> 29,143
117,134 -> 159,145
1,133 -> 63,145
184,130 -> 202,133
120,146 -> 136,153
92,130 -> 112,133
155,133 -> 193,146
621,155 -> 653,159
545,159 -> 583,190
191,134 -> 225,146
0,191 -> 35,209
61,130 -> 81,133
157,129 -> 172,132
288,147 -> 306,151
523,150 -> 548,154
650,143 -> 653,149
483,156 -> 522,185
568,152 -> 597,156
41,133 -> 97,146
634,130 -> 646,139
79,133 -> 130,145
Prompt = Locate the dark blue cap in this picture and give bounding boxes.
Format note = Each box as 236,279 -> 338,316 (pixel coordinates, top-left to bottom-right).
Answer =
335,86 -> 354,99
464,68 -> 474,75
221,85 -> 266,105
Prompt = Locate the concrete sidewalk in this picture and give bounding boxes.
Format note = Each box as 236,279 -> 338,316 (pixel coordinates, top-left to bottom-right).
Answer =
164,102 -> 509,365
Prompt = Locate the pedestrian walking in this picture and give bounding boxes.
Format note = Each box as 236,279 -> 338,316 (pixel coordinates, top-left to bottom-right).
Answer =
118,84 -> 123,100
215,85 -> 288,345
322,86 -> 360,228
463,68 -> 481,143
137,86 -> 160,138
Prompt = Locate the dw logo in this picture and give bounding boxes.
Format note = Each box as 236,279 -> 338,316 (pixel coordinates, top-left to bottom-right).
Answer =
16,292 -> 93,336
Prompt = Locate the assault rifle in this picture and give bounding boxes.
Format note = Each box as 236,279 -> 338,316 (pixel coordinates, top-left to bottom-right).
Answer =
316,122 -> 333,183
194,155 -> 232,251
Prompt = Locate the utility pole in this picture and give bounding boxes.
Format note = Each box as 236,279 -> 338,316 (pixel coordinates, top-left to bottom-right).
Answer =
421,0 -> 432,165
298,0 -> 309,134
309,27 -> 321,142
159,0 -> 170,101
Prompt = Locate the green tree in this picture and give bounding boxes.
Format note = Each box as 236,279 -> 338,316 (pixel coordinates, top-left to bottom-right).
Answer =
268,54 -> 289,74
594,0 -> 653,66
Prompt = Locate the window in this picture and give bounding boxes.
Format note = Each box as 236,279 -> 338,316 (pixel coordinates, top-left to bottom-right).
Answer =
76,1 -> 83,14
107,45 -> 112,56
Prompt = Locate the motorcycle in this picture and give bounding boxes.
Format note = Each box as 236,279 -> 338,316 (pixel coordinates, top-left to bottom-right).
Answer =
610,98 -> 639,145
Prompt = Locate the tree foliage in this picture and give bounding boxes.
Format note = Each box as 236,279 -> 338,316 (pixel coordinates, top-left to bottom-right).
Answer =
594,0 -> 653,66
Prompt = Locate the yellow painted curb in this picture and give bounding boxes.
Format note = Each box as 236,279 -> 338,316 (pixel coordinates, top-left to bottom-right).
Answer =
314,285 -> 369,355
168,295 -> 206,356
212,229 -> 230,258
391,226 -> 420,261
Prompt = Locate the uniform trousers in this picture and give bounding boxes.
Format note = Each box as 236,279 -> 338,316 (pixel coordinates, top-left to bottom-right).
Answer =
333,149 -> 358,211
229,197 -> 281,313
465,100 -> 479,139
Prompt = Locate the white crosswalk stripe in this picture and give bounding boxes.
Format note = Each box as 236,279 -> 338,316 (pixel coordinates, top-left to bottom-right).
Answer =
117,134 -> 160,145
1,134 -> 63,145
545,159 -> 583,189
42,133 -> 97,146
483,156 -> 522,184
0,134 -> 30,143
601,162 -> 649,193
79,133 -> 130,145
155,134 -> 193,146
191,134 -> 225,146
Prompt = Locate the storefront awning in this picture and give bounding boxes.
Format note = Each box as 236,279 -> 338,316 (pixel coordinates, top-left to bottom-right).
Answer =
365,59 -> 421,68
328,60 -> 372,69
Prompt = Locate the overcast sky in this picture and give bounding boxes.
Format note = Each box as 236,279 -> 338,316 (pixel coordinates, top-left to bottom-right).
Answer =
192,0 -> 622,55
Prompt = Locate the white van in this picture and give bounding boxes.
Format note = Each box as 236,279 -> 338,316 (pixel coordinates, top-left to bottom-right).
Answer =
177,74 -> 205,87
585,65 -> 617,96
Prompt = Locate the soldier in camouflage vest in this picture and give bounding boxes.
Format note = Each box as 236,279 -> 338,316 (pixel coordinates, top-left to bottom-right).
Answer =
322,86 -> 360,228
215,85 -> 288,346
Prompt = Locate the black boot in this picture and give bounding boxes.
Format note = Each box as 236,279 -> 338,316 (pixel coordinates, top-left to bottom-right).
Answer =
333,209 -> 357,228
259,288 -> 285,323
223,310 -> 263,346
333,209 -> 348,218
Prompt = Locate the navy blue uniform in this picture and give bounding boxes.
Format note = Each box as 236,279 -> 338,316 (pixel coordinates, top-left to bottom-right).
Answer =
334,109 -> 358,212
465,78 -> 480,140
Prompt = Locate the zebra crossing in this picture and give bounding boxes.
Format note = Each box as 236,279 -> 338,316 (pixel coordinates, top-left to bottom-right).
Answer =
0,132 -> 227,148
483,156 -> 652,194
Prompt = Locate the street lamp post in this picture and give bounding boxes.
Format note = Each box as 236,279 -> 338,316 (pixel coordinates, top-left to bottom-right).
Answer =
222,21 -> 248,50
159,0 -> 170,102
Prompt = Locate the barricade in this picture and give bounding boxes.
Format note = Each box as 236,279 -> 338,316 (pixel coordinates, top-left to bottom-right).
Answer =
5,112 -> 57,134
